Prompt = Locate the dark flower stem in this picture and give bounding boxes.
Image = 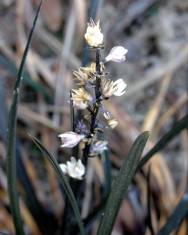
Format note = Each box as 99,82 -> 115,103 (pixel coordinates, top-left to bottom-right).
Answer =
83,48 -> 101,161
95,48 -> 101,98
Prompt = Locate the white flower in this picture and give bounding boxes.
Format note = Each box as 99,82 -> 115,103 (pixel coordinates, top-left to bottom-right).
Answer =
59,157 -> 85,180
105,46 -> 128,62
113,79 -> 127,96
84,19 -> 104,47
101,78 -> 127,98
58,132 -> 85,148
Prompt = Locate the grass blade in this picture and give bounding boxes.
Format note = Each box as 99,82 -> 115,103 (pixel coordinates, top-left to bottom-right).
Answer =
137,113 -> 188,171
157,192 -> 188,235
97,131 -> 149,235
6,2 -> 42,235
102,149 -> 111,198
30,135 -> 85,235
0,55 -> 52,102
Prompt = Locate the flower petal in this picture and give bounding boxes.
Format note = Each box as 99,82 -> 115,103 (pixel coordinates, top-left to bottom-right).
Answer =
105,46 -> 128,62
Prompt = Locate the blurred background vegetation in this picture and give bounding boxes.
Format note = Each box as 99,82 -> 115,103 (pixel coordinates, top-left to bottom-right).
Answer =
0,0 -> 188,234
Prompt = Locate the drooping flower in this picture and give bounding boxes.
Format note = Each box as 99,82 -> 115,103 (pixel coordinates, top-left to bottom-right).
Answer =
105,46 -> 128,62
84,19 -> 103,47
103,112 -> 118,129
90,141 -> 108,155
59,157 -> 85,180
58,132 -> 85,148
101,78 -> 127,98
71,88 -> 92,109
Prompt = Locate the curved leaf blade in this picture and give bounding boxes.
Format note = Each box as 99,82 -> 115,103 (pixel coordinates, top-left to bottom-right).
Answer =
97,131 -> 149,235
157,192 -> 188,235
30,135 -> 85,235
137,113 -> 188,171
6,2 -> 42,235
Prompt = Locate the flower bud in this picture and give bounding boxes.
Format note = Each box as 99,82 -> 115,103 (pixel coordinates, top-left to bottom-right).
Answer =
84,19 -> 103,47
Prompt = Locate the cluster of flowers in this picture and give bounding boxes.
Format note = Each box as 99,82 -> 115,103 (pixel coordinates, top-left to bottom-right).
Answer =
59,19 -> 128,180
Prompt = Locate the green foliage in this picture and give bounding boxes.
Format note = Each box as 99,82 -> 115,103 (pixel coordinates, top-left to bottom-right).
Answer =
30,135 -> 85,235
97,131 -> 149,235
6,1 -> 43,235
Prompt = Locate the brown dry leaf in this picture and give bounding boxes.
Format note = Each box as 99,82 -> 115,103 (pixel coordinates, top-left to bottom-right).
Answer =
0,204 -> 15,234
177,220 -> 187,235
142,73 -> 172,133
73,0 -> 87,35
37,0 -> 62,31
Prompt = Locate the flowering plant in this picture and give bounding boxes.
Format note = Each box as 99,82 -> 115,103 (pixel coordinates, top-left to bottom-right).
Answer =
58,19 -> 128,180
7,5 -> 151,235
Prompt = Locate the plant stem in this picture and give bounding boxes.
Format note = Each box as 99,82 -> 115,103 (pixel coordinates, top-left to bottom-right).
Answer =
83,48 -> 101,161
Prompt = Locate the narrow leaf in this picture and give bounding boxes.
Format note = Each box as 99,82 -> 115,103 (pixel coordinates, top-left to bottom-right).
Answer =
137,113 -> 188,171
30,135 -> 85,235
0,54 -> 52,101
157,192 -> 188,235
97,131 -> 149,235
102,149 -> 111,198
6,2 -> 42,235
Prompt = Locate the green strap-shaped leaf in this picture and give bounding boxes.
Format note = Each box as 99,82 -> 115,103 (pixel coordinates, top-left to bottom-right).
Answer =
97,131 -> 149,235
30,136 -> 85,235
102,149 -> 112,198
157,192 -> 188,235
6,2 -> 42,235
137,113 -> 188,171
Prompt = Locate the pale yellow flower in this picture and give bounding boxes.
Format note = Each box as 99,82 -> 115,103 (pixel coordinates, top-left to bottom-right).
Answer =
80,63 -> 96,74
101,78 -> 115,98
71,88 -> 92,109
103,112 -> 118,129
84,19 -> 103,47
73,69 -> 89,85
108,118 -> 118,129
80,62 -> 105,74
